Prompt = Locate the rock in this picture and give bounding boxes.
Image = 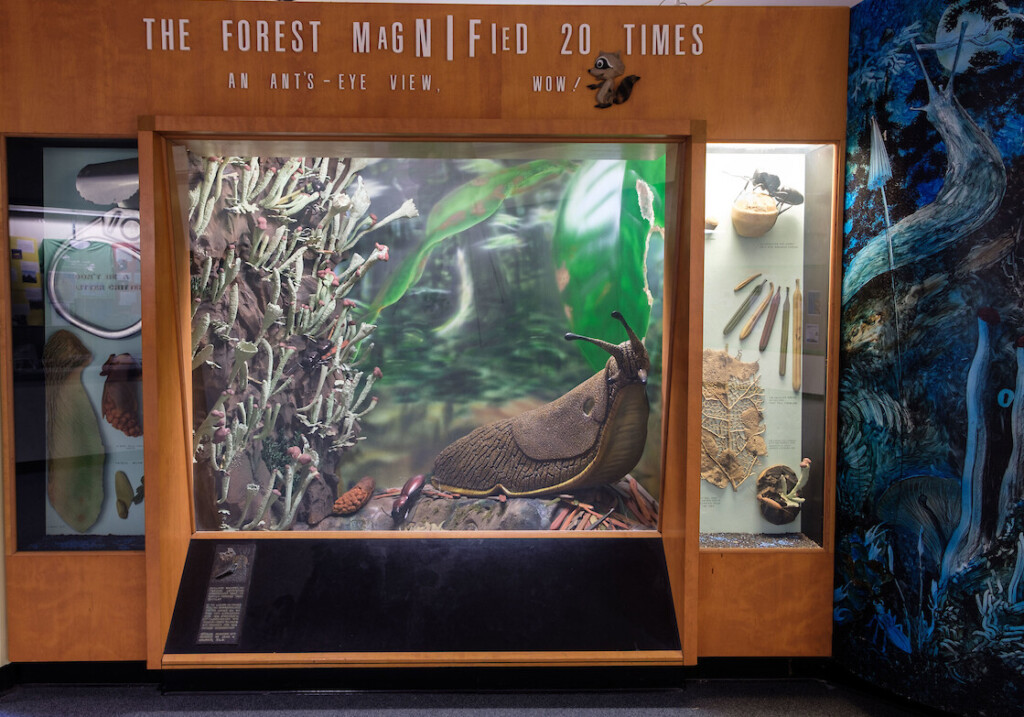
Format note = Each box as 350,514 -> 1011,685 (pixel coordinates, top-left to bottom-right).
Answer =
404,495 -> 552,530
301,478 -> 657,531
310,500 -> 396,530
303,479 -> 337,526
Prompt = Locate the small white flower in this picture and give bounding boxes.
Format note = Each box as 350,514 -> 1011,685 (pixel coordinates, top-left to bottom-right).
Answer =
366,198 -> 419,234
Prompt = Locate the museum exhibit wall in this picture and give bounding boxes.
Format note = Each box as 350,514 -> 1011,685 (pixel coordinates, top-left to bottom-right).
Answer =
838,0 -> 1024,714
0,0 -> 849,667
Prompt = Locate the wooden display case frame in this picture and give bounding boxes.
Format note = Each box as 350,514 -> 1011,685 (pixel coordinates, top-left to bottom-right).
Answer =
697,141 -> 843,658
0,134 -> 148,663
141,116 -> 705,669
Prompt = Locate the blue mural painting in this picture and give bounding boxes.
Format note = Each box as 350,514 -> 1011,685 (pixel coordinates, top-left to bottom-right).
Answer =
839,0 -> 1024,713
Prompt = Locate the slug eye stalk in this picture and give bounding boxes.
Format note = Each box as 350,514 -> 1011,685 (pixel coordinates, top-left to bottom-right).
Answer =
565,331 -> 627,369
565,312 -> 650,381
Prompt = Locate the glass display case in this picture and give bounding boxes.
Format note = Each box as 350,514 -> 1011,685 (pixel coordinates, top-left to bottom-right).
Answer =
154,129 -> 691,664
171,140 -> 675,534
5,138 -> 144,549
700,143 -> 835,548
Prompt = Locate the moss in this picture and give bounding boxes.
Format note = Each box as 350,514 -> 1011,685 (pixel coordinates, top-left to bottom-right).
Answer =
261,435 -> 291,474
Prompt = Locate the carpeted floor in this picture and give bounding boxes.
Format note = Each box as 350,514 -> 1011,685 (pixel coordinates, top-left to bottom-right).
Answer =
0,678 -> 941,717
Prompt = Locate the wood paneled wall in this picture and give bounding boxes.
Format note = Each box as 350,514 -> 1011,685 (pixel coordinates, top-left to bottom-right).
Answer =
0,3 -> 848,138
0,1 -> 849,667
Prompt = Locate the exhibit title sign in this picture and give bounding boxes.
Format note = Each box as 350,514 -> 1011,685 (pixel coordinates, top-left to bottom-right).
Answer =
0,0 -> 850,139
141,14 -> 704,93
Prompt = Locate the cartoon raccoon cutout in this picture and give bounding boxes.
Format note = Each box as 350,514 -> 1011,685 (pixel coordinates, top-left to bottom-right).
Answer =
587,51 -> 640,108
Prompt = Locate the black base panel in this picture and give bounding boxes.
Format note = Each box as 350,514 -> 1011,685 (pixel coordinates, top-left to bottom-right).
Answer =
165,537 -> 680,655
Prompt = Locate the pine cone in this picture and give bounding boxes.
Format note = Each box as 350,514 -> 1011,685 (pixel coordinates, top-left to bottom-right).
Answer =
100,353 -> 143,437
332,476 -> 375,515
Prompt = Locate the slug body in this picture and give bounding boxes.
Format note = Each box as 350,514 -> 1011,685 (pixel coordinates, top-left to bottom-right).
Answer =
432,312 -> 650,498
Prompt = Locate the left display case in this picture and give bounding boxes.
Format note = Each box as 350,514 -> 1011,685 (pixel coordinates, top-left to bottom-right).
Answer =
6,139 -> 144,550
2,137 -> 148,663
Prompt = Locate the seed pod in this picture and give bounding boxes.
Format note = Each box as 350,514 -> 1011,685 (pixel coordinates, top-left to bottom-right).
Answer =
100,353 -> 143,437
391,474 -> 426,523
115,470 -> 135,520
759,287 -> 782,352
757,465 -> 801,525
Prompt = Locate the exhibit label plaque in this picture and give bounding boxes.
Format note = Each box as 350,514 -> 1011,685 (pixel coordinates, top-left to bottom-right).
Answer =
197,543 -> 256,645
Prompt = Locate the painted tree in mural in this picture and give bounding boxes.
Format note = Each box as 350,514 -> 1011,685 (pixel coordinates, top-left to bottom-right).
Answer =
842,23 -> 1005,303
837,2 -> 1024,713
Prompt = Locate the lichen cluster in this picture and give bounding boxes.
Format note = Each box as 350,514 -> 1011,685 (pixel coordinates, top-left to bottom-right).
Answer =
188,154 -> 417,530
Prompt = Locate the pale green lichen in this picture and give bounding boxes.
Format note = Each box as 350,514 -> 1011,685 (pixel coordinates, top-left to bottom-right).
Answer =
189,153 -> 415,530
779,458 -> 811,507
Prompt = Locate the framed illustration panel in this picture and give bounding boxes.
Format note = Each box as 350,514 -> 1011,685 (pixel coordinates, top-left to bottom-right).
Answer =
6,138 -> 144,550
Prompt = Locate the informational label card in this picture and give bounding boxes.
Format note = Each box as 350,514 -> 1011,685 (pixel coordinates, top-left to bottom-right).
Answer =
197,543 -> 257,645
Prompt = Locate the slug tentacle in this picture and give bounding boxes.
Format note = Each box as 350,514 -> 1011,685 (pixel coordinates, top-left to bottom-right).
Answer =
565,332 -> 626,368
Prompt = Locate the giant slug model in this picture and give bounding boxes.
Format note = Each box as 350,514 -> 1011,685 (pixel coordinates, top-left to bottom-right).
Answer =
432,311 -> 650,497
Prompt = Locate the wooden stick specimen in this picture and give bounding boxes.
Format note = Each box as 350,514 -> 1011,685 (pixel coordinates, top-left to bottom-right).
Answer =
741,282 -> 774,340
759,286 -> 782,351
733,272 -> 762,292
793,279 -> 803,391
723,279 -> 767,335
779,287 -> 790,376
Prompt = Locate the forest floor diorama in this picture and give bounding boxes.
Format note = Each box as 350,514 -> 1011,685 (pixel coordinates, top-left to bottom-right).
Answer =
186,150 -> 666,533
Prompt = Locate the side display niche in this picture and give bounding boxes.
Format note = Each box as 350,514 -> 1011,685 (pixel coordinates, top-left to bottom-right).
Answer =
6,139 -> 144,550
701,143 -> 834,548
175,141 -> 672,534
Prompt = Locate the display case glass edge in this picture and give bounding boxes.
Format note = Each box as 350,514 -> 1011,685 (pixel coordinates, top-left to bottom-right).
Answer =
665,124 -> 705,666
1,132 -> 15,553
140,128 -> 196,669
168,127 -> 685,538
151,116 -> 697,144
188,529 -> 662,540
161,649 -> 686,670
700,141 -> 840,551
821,138 -> 846,557
4,135 -> 145,552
